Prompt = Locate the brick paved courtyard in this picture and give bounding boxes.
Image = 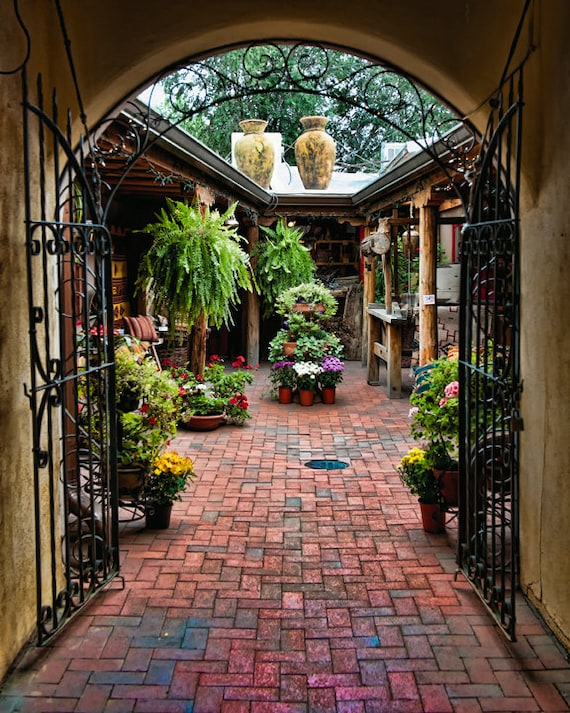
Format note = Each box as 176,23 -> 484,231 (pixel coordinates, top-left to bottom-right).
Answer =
1,362 -> 569,712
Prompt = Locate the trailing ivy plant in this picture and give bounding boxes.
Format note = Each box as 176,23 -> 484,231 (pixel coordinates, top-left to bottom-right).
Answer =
251,218 -> 316,318
136,198 -> 256,358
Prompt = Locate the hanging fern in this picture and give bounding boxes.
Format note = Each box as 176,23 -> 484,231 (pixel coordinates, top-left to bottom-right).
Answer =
251,217 -> 316,317
136,199 -> 255,337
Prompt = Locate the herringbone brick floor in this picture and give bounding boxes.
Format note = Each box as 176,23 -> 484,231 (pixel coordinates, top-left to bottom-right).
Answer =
2,362 -> 570,712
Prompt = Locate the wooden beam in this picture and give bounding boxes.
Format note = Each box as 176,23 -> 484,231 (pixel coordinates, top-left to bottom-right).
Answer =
246,224 -> 260,366
419,205 -> 438,365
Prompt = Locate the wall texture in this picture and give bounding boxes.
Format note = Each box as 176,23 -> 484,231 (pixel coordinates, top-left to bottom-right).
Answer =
1,0 -> 568,680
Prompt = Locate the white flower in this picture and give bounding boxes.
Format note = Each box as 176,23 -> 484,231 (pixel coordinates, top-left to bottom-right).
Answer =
293,361 -> 323,378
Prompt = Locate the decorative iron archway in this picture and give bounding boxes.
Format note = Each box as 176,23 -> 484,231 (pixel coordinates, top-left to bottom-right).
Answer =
14,0 -> 528,643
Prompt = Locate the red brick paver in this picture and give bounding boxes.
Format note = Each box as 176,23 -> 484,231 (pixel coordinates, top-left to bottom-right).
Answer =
2,362 -> 569,712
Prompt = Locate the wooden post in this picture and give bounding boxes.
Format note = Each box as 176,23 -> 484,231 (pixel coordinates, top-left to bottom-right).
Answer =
246,223 -> 260,366
362,247 -> 376,367
188,311 -> 208,375
419,205 -> 438,365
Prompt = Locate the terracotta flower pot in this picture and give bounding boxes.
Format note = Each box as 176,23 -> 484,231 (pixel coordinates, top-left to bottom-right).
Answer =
283,341 -> 297,356
298,389 -> 315,406
419,501 -> 446,533
180,413 -> 224,431
278,386 -> 293,404
438,469 -> 459,506
321,386 -> 336,404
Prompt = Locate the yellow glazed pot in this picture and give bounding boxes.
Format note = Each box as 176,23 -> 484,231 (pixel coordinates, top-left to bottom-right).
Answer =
234,119 -> 275,189
294,116 -> 336,190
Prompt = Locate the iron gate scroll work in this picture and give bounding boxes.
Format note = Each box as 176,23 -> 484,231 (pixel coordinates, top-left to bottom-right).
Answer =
23,69 -> 120,644
458,67 -> 523,641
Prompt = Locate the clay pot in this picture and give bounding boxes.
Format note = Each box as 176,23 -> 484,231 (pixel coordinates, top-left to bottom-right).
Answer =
419,501 -> 446,533
438,469 -> 459,507
321,386 -> 336,404
278,386 -> 293,404
298,389 -> 315,407
294,116 -> 336,190
234,119 -> 275,189
180,413 -> 224,431
283,341 -> 297,356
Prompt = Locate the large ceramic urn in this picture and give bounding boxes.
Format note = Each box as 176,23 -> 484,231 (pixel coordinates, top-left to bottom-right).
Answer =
234,119 -> 275,189
294,116 -> 336,190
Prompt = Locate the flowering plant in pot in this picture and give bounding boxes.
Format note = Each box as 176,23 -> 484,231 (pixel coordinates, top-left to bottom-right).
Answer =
293,361 -> 322,390
114,349 -> 180,469
409,356 -> 459,470
397,447 -> 442,504
318,356 -> 345,388
397,447 -> 445,532
269,361 -> 297,389
146,451 -> 196,505
275,281 -> 337,319
164,355 -> 255,426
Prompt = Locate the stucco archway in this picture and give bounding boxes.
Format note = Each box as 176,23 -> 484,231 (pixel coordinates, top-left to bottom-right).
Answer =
2,0 -> 570,683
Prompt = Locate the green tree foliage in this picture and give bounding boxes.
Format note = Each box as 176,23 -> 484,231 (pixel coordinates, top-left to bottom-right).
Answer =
156,44 -> 457,171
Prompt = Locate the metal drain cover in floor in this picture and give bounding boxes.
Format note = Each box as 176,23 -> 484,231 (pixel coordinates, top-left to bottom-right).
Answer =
304,459 -> 349,470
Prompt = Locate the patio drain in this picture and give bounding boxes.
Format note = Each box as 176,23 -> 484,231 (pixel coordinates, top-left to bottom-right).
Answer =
304,459 -> 349,470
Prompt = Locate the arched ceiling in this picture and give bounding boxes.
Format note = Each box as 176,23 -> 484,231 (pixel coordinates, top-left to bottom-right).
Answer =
22,0 -> 527,137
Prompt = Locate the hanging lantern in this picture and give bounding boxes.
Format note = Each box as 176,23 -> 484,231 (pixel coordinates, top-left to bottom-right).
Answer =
402,227 -> 419,259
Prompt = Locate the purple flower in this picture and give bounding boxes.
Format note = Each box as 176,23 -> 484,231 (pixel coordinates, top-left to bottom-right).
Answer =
321,356 -> 344,373
272,361 -> 296,371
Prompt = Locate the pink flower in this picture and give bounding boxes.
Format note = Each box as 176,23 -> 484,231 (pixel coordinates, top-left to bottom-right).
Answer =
408,406 -> 419,418
444,381 -> 459,398
439,397 -> 449,407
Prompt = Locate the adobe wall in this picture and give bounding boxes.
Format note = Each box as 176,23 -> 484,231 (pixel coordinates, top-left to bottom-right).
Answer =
1,0 -> 568,681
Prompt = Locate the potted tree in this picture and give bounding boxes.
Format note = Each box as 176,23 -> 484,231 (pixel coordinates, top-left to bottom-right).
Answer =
397,447 -> 445,533
136,198 -> 256,374
251,217 -> 316,318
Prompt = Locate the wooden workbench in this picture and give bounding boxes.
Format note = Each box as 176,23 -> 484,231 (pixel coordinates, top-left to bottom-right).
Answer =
366,305 -> 408,399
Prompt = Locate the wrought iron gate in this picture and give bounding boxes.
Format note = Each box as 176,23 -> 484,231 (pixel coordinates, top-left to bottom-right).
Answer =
457,65 -> 523,640
22,67 -> 120,644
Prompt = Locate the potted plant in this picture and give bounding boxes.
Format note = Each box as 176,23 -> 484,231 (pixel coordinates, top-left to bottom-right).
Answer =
268,314 -> 343,363
409,356 -> 459,505
115,347 -> 180,468
275,281 -> 338,319
268,360 -> 297,403
145,451 -> 196,529
318,356 -> 344,403
136,198 -> 256,374
164,355 -> 255,429
251,217 -> 316,318
397,447 -> 445,533
293,361 -> 322,406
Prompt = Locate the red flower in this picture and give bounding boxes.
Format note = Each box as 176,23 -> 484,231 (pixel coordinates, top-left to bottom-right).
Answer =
148,417 -> 157,426
140,403 -> 149,414
209,354 -> 221,363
